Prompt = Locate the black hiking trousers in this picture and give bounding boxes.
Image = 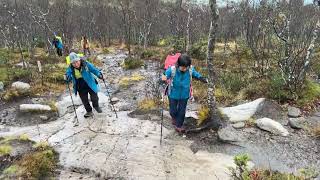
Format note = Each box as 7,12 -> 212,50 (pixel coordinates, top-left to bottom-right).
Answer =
77,78 -> 99,113
57,48 -> 63,56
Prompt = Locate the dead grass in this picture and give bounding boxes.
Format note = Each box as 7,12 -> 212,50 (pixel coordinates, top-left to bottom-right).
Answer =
119,73 -> 145,88
138,98 -> 157,110
197,106 -> 209,126
312,125 -> 320,138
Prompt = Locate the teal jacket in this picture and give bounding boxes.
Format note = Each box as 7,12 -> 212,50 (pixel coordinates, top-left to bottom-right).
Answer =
66,61 -> 101,95
165,66 -> 202,100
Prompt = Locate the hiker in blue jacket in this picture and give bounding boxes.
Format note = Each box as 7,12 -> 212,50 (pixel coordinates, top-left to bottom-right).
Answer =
65,52 -> 103,118
52,36 -> 63,56
162,54 -> 208,133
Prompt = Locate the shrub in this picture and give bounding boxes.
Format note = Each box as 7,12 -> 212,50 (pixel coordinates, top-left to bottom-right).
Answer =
3,88 -> 31,101
197,106 -> 209,126
140,49 -> 157,59
267,72 -> 291,102
17,149 -> 57,179
189,39 -> 207,60
220,72 -> 247,94
297,80 -> 320,106
122,57 -> 144,70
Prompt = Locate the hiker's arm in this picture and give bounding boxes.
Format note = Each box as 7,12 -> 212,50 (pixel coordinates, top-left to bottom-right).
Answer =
65,67 -> 73,82
86,62 -> 102,78
192,67 -> 208,83
192,67 -> 202,79
162,68 -> 172,81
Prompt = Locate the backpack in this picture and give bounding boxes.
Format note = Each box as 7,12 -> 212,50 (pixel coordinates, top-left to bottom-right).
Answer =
163,53 -> 194,99
164,53 -> 181,70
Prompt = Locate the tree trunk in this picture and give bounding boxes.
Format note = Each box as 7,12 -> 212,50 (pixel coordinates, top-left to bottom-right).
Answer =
186,7 -> 191,53
206,0 -> 220,130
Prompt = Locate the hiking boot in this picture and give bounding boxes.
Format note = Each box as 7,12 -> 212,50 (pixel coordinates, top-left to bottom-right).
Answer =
94,107 -> 102,113
174,126 -> 185,133
84,111 -> 93,118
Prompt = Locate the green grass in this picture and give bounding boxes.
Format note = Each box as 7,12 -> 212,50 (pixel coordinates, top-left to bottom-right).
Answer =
3,165 -> 18,175
0,145 -> 12,156
0,67 -> 8,82
298,80 -> 320,106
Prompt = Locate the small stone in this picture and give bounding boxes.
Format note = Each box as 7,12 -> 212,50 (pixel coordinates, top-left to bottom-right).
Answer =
232,122 -> 245,129
39,115 -> 48,121
165,170 -> 171,173
288,117 -> 305,129
144,135 -> 149,137
111,97 -> 120,103
288,106 -> 301,117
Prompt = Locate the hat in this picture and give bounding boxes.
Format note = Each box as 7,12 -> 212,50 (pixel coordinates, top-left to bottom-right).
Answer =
69,52 -> 80,63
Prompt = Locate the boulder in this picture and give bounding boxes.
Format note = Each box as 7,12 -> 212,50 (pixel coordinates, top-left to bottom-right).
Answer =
256,118 -> 289,136
20,104 -> 51,112
12,81 -> 31,93
219,98 -> 265,123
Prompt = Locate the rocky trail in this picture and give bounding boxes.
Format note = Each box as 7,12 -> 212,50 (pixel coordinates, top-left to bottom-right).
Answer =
0,50 -> 319,179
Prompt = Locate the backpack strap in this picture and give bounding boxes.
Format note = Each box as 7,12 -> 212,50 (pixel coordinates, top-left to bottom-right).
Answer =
189,65 -> 193,81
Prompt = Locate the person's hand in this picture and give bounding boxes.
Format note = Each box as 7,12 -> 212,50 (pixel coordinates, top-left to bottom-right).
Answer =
199,77 -> 208,83
99,73 -> 104,80
162,74 -> 167,81
64,74 -> 70,82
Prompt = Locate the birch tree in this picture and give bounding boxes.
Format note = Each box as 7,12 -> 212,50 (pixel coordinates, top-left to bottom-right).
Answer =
206,0 -> 220,130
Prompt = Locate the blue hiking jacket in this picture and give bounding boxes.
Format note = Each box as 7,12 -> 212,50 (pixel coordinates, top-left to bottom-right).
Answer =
165,66 -> 202,100
53,39 -> 63,49
66,61 -> 101,95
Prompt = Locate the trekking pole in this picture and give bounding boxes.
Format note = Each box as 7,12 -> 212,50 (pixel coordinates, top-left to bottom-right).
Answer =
158,61 -> 164,145
65,78 -> 79,126
160,93 -> 164,145
100,73 -> 118,118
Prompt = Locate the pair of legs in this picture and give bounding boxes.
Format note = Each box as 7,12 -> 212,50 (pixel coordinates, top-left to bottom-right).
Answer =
84,48 -> 91,56
57,48 -> 63,56
169,98 -> 188,129
77,78 -> 102,117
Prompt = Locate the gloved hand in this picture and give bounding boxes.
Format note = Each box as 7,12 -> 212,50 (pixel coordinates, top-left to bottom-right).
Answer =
99,73 -> 104,80
64,74 -> 70,82
199,77 -> 208,83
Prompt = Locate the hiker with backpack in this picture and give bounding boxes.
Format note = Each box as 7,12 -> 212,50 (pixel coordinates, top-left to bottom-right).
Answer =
162,54 -> 208,133
52,34 -> 63,56
65,52 -> 103,118
81,36 -> 91,56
